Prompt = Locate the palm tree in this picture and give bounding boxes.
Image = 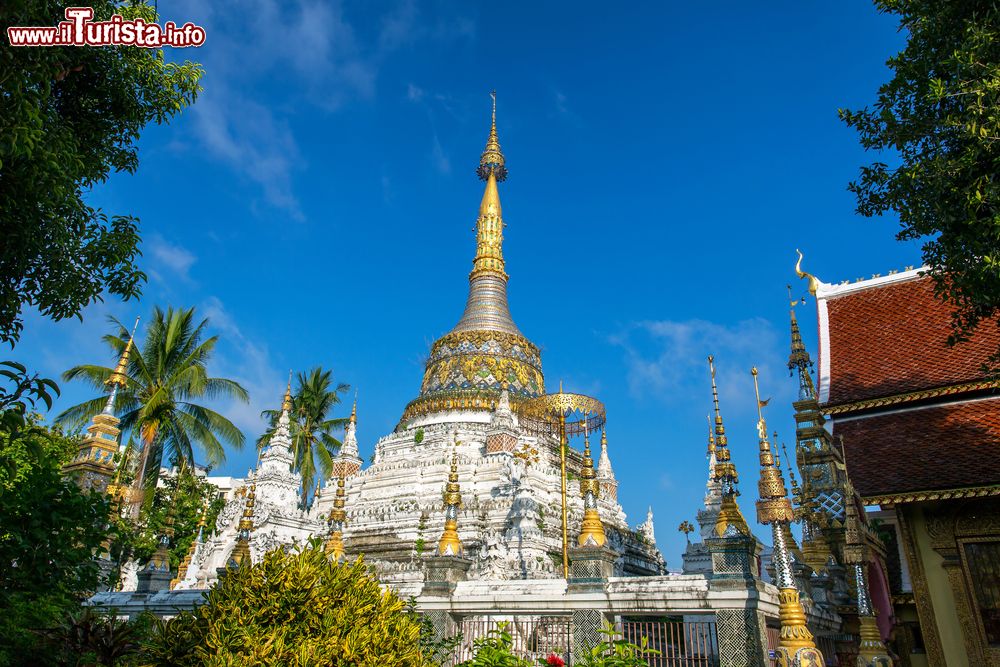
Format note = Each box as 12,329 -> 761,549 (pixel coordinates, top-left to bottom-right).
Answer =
258,367 -> 349,508
58,306 -> 249,491
678,520 -> 695,544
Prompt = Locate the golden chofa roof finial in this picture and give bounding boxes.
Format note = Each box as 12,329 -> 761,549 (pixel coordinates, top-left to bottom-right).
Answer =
477,90 -> 506,182
794,249 -> 821,296
105,316 -> 140,390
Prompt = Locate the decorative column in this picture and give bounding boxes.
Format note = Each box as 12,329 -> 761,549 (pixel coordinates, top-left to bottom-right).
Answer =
843,476 -> 892,667
227,472 -> 256,569
752,367 -> 824,667
324,476 -> 347,561
577,426 -> 606,548
704,357 -> 769,667
425,432 -> 472,595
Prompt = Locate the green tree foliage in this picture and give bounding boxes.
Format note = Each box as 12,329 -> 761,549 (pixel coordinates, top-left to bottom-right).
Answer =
258,368 -> 349,508
0,0 -> 203,346
142,544 -> 426,666
0,360 -> 60,436
36,608 -> 152,667
113,465 -> 225,572
840,1 -> 1000,359
0,420 -> 112,666
58,307 -> 249,490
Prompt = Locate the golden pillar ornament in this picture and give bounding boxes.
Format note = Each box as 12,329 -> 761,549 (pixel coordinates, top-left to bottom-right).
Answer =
751,367 -> 824,667
577,425 -> 606,547
325,476 -> 347,561
438,433 -> 464,556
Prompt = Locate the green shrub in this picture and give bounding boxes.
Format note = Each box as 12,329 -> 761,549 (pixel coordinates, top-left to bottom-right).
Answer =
142,544 -> 426,666
576,622 -> 659,667
457,622 -> 532,667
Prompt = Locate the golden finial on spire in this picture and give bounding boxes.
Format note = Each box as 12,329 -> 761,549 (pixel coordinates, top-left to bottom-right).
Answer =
282,370 -> 293,414
105,316 -> 140,390
350,390 -> 358,424
707,356 -> 750,538
477,90 -> 506,182
707,356 -> 736,484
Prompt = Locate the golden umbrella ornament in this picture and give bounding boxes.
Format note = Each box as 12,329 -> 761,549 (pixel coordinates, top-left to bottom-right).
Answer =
518,382 -> 606,578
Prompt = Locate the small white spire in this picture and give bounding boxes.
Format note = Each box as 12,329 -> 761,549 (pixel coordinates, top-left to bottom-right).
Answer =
597,427 -> 614,479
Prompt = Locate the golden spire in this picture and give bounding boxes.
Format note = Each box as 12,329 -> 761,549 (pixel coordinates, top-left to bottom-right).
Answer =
751,367 -> 824,664
105,316 -> 140,391
438,432 -> 464,556
470,91 -> 508,281
324,476 -> 347,561
577,424 -> 606,547
282,371 -> 293,414
350,390 -> 358,425
708,356 -> 750,537
229,469 -> 256,567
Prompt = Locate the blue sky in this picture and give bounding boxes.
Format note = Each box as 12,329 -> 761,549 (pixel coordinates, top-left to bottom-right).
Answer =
15,1 -> 920,565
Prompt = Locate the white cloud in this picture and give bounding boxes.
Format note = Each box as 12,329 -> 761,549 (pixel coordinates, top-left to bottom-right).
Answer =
610,318 -> 791,414
430,133 -> 451,174
200,296 -> 285,450
146,233 -> 197,285
190,90 -> 304,219
163,0 -> 473,219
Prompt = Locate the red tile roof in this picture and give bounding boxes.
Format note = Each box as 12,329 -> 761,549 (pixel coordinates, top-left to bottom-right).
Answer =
837,399 -> 1000,497
822,275 -> 1000,406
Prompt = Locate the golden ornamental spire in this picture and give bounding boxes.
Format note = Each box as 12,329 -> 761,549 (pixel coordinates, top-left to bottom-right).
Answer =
324,476 -> 347,561
438,432 -> 464,556
577,424 -> 606,547
350,391 -> 357,425
708,356 -> 750,537
477,90 -> 506,182
751,367 -> 824,665
470,91 -> 508,281
105,316 -> 140,391
282,371 -> 293,414
101,316 -> 140,418
229,470 -> 256,567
